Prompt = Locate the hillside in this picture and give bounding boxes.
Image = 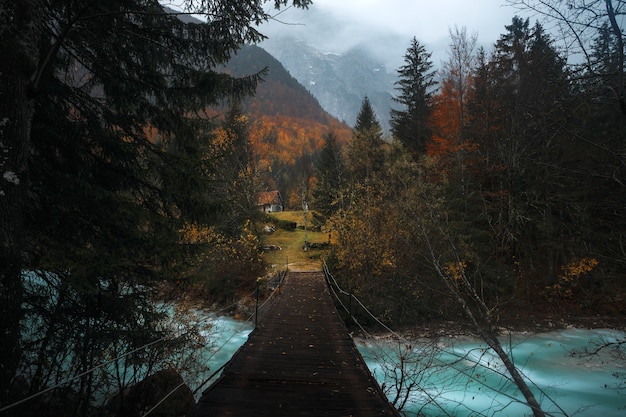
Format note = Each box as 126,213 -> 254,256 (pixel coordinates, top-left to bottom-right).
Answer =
260,36 -> 396,132
223,45 -> 352,207
165,9 -> 354,208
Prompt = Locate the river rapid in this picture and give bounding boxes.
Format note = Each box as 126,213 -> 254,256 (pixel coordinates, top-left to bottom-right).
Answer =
356,328 -> 626,417
200,315 -> 625,416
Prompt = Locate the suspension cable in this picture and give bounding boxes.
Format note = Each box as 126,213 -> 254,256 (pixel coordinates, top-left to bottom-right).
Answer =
142,270 -> 286,417
322,260 -> 567,414
1,278 -> 263,414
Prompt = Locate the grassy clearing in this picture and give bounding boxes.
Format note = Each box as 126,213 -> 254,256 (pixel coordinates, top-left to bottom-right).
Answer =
260,211 -> 329,272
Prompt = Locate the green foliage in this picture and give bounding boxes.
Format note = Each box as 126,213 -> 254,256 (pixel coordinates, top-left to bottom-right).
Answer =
328,15 -> 626,331
1,0 -> 312,412
391,37 -> 437,156
346,97 -> 386,184
312,131 -> 346,218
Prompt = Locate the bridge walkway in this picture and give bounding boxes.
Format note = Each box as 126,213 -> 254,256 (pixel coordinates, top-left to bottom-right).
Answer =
188,270 -> 399,417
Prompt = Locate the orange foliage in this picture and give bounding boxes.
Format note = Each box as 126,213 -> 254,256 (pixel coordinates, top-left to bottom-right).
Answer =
243,113 -> 349,208
427,78 -> 479,177
428,79 -> 462,155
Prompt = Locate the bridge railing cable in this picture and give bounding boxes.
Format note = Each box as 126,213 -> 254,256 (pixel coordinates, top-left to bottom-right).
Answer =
1,271 -> 283,415
142,269 -> 288,417
322,261 -> 567,416
325,273 -> 370,337
0,336 -> 170,414
322,261 -> 398,341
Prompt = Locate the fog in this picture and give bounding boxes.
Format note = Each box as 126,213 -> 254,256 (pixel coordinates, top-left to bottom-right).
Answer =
259,1 -> 526,71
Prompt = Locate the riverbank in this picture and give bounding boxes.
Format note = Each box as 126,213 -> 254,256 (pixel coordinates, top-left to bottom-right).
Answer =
349,312 -> 626,342
357,327 -> 626,417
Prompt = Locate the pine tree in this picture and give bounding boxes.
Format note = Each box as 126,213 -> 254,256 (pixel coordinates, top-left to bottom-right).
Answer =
390,37 -> 437,157
313,131 -> 345,218
354,96 -> 383,133
0,0 -> 312,409
347,97 -> 385,183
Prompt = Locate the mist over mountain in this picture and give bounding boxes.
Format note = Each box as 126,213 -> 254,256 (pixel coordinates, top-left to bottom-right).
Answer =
261,35 -> 397,132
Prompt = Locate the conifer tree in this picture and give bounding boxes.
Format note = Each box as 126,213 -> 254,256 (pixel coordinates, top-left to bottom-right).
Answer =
347,97 -> 385,183
506,0 -> 625,115
313,131 -> 345,218
390,37 -> 437,157
354,96 -> 383,133
0,0 -> 311,409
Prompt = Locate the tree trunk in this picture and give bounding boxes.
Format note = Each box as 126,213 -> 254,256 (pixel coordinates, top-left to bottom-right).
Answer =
605,0 -> 625,115
420,220 -> 548,417
481,330 -> 546,417
452,289 -> 546,417
453,290 -> 547,417
0,0 -> 43,404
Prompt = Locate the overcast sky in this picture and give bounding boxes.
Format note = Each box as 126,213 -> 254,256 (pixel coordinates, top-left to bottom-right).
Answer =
260,0 -> 533,69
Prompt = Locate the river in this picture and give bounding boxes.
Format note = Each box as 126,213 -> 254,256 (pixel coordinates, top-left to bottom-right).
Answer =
200,319 -> 625,416
356,328 -> 626,417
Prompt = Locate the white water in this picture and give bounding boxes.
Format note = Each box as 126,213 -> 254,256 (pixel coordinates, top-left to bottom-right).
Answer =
207,317 -> 626,415
22,279 -> 623,417
357,328 -> 626,417
189,315 -> 253,395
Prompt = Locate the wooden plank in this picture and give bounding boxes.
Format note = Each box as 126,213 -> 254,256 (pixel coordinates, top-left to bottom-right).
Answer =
189,271 -> 399,417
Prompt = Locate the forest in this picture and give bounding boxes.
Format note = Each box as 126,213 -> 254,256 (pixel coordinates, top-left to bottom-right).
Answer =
324,15 -> 626,329
0,0 -> 624,416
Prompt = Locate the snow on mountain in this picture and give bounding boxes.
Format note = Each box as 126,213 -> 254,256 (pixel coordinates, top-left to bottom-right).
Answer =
260,36 -> 397,133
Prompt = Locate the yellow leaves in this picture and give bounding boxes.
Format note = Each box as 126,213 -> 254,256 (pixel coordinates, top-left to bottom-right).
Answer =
444,261 -> 467,281
179,223 -> 216,245
560,258 -> 599,281
212,127 -> 232,151
380,254 -> 396,269
545,258 -> 599,299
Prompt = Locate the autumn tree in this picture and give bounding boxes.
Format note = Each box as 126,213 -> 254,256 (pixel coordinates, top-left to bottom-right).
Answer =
428,26 -> 480,194
438,26 -> 477,145
332,98 -> 388,315
213,103 -> 265,235
330,142 -> 437,325
390,37 -> 437,157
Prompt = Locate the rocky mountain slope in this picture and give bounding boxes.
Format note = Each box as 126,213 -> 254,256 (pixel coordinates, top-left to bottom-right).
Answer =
260,36 -> 397,132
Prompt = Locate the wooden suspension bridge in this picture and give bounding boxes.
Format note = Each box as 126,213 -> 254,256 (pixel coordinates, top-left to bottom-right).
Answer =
188,270 -> 400,417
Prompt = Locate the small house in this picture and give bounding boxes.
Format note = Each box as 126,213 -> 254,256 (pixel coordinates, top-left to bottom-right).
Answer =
258,190 -> 284,213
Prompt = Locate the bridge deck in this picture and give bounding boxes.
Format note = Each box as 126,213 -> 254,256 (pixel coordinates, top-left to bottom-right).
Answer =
189,271 -> 399,417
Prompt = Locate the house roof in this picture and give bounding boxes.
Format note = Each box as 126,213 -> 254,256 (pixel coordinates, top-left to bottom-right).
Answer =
258,190 -> 283,206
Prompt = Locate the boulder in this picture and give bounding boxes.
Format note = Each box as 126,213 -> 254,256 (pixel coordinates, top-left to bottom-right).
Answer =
105,369 -> 195,417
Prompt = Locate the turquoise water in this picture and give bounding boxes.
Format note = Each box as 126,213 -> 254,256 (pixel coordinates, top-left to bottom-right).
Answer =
357,329 -> 626,417
18,274 -> 625,416
206,319 -> 625,416
189,315 -> 254,395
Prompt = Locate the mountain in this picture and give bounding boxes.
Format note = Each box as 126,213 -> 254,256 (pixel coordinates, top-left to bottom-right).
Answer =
226,44 -> 344,126
223,44 -> 352,208
165,9 -> 353,207
260,36 -> 397,132
224,44 -> 352,148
